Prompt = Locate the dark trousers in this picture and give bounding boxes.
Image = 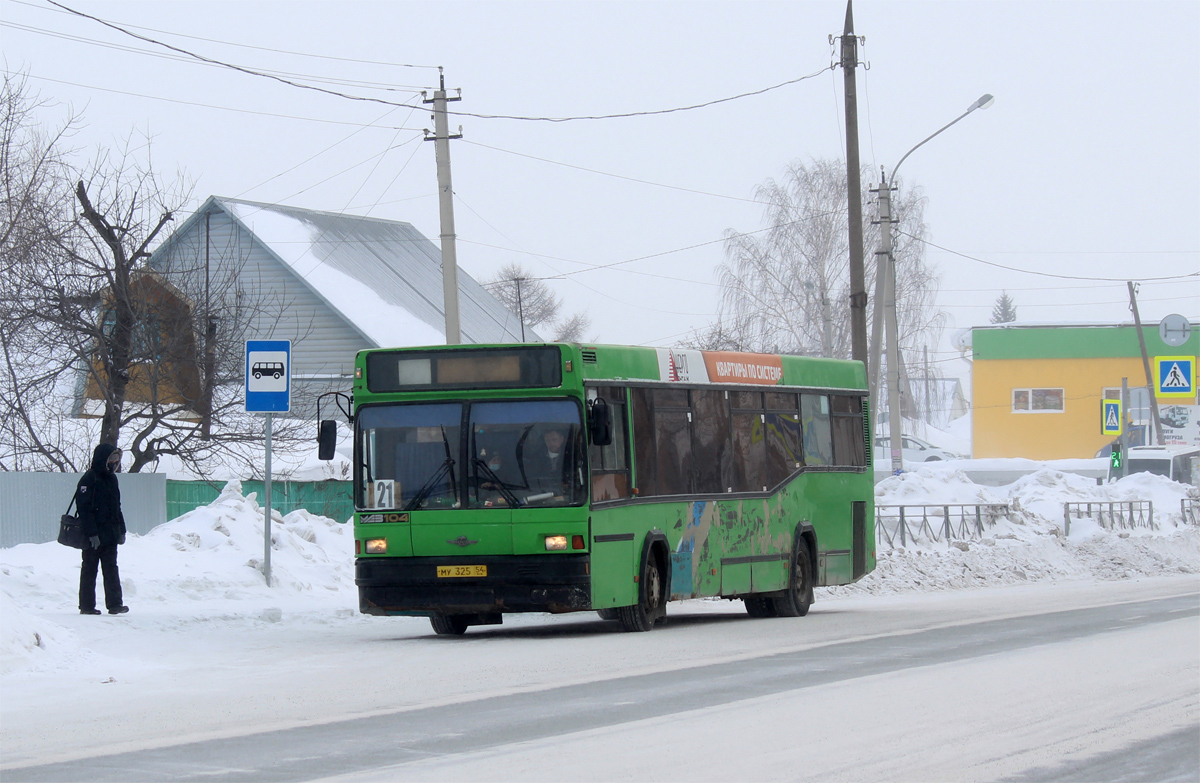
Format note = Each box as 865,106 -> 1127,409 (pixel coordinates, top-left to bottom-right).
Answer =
80,544 -> 122,611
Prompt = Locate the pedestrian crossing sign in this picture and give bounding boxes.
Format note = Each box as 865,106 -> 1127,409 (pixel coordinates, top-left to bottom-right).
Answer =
1155,356 -> 1194,399
1101,399 -> 1122,436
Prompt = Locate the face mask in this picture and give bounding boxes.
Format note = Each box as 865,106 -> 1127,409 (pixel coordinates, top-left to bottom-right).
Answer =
107,456 -> 121,473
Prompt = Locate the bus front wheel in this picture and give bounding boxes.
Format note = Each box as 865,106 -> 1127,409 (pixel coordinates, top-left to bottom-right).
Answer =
430,613 -> 469,635
619,554 -> 665,632
772,538 -> 814,617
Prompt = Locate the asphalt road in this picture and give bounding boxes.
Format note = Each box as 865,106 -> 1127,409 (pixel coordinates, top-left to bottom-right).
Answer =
6,593 -> 1196,783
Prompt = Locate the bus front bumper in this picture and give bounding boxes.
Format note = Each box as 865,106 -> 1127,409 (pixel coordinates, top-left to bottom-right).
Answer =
355,554 -> 592,615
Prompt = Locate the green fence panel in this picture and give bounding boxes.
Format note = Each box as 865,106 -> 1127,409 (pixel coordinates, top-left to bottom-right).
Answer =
165,480 -> 354,523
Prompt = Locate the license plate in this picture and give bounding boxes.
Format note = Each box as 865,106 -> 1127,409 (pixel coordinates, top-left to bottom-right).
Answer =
437,565 -> 487,578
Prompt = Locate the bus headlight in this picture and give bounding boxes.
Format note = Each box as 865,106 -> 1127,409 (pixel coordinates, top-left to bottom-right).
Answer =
544,535 -> 568,551
365,538 -> 387,554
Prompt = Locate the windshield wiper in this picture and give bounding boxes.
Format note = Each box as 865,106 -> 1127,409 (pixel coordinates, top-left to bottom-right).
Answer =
405,457 -> 456,511
473,458 -> 523,508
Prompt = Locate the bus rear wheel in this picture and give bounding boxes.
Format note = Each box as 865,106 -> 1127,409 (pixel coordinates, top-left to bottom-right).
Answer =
772,538 -> 814,617
619,555 -> 665,632
430,613 -> 469,635
596,608 -> 620,621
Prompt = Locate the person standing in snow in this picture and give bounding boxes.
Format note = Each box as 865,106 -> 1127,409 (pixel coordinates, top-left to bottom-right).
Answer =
75,443 -> 129,615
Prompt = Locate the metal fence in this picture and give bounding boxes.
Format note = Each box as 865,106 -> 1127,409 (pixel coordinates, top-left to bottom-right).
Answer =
1183,499 -> 1200,527
875,503 -> 1010,548
0,472 -> 167,548
165,480 -> 353,522
1,474 -> 353,548
1062,501 -> 1155,535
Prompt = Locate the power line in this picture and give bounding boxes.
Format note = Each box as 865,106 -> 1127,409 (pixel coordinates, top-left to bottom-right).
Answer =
0,19 -> 427,94
9,70 -> 426,130
48,2 -> 835,124
453,66 -> 836,122
8,0 -> 440,71
462,140 -> 759,203
903,231 -> 1200,283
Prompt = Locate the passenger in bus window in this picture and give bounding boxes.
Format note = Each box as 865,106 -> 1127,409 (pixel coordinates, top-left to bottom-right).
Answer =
526,427 -> 570,495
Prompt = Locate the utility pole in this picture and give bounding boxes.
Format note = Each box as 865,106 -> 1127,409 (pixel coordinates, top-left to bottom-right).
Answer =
1127,281 -> 1164,445
424,68 -> 463,345
876,179 -> 904,472
514,277 -> 526,342
839,1 -> 869,374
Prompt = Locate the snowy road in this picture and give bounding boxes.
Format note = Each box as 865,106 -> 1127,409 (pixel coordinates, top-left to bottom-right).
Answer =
4,579 -> 1196,783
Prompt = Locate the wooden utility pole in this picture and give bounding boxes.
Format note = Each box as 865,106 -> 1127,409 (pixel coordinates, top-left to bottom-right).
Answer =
840,1 -> 868,372
1127,281 -> 1164,445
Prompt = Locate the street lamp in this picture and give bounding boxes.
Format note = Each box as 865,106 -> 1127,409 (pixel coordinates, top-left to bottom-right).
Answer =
872,94 -> 994,474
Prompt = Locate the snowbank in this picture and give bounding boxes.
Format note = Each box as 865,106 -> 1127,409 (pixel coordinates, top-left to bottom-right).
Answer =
0,481 -> 354,674
840,465 -> 1200,597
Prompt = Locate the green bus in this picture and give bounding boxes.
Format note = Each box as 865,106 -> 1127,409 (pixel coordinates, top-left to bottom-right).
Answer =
318,343 -> 874,634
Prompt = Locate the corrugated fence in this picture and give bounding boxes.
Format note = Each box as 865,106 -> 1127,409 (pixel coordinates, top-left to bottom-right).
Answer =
0,472 -> 167,548
1,474 -> 352,548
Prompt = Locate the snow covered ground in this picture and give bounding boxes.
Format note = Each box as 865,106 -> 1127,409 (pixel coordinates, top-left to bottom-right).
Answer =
1,468 -> 1197,775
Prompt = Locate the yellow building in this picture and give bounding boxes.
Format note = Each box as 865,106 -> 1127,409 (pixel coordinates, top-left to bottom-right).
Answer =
972,323 -> 1198,459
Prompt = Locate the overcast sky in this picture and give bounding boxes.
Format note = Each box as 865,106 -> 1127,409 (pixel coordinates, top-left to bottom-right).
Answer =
3,0 -> 1197,375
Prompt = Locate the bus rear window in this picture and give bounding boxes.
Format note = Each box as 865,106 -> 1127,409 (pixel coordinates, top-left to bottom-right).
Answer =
366,347 -> 562,392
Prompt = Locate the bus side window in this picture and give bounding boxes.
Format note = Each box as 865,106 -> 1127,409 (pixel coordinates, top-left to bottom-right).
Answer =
589,386 -> 631,501
692,389 -> 732,494
801,394 -> 833,466
831,395 -> 866,467
631,388 -> 656,496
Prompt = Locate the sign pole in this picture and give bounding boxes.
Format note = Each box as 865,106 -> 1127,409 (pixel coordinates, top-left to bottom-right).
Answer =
245,339 -> 289,588
264,412 -> 272,588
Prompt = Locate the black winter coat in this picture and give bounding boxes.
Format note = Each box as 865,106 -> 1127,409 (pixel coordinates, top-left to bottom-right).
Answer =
75,444 -> 127,547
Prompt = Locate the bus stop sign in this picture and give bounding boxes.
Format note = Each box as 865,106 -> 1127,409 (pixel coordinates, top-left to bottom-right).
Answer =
245,340 -> 291,413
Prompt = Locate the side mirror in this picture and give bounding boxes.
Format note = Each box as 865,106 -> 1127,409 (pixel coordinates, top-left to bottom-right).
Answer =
317,420 -> 338,461
589,397 -> 613,447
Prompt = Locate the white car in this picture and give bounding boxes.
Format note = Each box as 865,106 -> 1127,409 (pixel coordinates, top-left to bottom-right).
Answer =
875,436 -> 963,463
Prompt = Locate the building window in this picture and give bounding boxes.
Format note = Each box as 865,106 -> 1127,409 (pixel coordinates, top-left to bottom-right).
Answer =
1012,388 -> 1064,413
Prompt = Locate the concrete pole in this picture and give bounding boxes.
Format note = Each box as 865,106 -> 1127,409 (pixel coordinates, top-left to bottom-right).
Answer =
1127,281 -> 1164,445
425,69 -> 463,345
879,181 -> 904,473
840,1 -> 869,371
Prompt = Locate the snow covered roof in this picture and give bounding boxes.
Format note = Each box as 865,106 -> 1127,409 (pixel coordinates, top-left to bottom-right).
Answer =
164,197 -> 533,348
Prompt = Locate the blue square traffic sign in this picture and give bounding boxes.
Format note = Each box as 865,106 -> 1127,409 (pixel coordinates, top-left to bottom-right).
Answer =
1155,356 -> 1194,399
245,340 -> 291,413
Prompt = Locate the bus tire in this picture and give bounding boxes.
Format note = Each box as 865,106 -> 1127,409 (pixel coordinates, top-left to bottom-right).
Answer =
430,613 -> 469,635
597,608 -> 619,621
618,553 -> 665,632
773,538 -> 814,618
744,596 -> 777,617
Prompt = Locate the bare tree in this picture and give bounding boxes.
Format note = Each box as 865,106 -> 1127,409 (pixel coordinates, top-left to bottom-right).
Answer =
691,159 -> 945,369
553,311 -> 591,342
0,77 -> 306,475
486,261 -> 592,342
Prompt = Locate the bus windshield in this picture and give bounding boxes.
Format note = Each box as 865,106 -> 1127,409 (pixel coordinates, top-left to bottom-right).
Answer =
356,399 -> 585,511
469,400 -> 585,508
358,403 -> 461,511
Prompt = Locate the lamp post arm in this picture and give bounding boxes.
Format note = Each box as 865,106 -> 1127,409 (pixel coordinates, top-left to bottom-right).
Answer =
890,108 -> 972,185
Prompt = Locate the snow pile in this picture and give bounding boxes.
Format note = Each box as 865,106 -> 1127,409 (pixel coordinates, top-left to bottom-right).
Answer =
838,465 -> 1200,597
0,481 -> 355,674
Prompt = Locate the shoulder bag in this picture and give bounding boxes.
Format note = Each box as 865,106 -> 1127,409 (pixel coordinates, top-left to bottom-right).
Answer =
57,490 -> 88,549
